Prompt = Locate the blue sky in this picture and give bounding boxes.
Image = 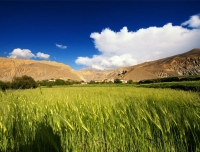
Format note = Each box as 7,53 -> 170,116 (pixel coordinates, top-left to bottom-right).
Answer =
0,1 -> 200,70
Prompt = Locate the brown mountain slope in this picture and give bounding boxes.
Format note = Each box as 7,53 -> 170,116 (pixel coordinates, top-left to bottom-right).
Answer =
131,48 -> 200,77
0,58 -> 81,81
1,48 -> 200,82
78,48 -> 200,82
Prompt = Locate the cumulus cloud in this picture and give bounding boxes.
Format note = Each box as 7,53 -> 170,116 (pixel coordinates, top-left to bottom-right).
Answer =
8,48 -> 50,60
181,14 -> 200,29
76,16 -> 200,70
76,54 -> 137,70
56,43 -> 67,49
8,48 -> 35,59
36,52 -> 50,59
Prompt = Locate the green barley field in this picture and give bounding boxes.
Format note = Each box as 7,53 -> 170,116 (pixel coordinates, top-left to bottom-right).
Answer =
0,86 -> 200,152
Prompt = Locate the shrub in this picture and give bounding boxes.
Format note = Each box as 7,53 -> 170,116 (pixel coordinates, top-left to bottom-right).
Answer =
127,80 -> 133,84
46,81 -> 54,88
0,81 -> 10,91
11,75 -> 37,89
139,79 -> 154,84
55,79 -> 65,85
88,80 -> 96,84
114,79 -> 122,83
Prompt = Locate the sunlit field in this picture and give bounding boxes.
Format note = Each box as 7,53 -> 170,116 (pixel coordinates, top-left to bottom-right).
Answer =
0,87 -> 200,152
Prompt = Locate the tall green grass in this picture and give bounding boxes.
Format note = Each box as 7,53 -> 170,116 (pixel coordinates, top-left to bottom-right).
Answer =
0,87 -> 200,151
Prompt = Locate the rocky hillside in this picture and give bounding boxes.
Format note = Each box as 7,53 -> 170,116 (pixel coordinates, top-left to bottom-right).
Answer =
1,48 -> 200,82
0,58 -> 81,81
78,48 -> 200,82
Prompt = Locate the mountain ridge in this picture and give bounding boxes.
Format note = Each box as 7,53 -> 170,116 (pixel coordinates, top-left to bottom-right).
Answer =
77,48 -> 200,82
1,48 -> 200,82
0,58 -> 81,81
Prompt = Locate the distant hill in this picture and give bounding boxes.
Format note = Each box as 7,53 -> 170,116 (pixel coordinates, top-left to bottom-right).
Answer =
1,48 -> 200,82
77,48 -> 200,82
0,58 -> 81,81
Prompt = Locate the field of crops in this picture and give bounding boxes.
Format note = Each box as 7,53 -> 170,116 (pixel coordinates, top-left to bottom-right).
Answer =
0,86 -> 200,152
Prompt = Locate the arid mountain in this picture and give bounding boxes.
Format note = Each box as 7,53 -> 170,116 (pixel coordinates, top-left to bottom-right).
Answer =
1,48 -> 200,82
77,48 -> 200,82
0,58 -> 81,81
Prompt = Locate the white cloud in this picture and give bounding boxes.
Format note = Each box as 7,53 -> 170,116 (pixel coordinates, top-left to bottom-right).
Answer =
8,48 -> 50,60
36,52 -> 50,60
76,18 -> 200,70
8,48 -> 35,59
56,43 -> 67,49
181,14 -> 200,29
76,54 -> 137,70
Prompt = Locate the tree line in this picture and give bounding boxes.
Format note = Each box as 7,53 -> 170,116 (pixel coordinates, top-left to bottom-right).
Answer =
139,75 -> 200,84
0,75 -> 82,91
0,75 -> 136,91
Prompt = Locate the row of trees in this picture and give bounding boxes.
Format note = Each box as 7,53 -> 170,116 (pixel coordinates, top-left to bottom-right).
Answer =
0,75 -> 135,91
38,79 -> 81,87
0,75 -> 83,91
88,79 -> 134,84
139,75 -> 200,84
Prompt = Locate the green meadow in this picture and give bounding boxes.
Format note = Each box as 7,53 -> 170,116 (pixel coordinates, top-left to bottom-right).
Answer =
0,86 -> 200,151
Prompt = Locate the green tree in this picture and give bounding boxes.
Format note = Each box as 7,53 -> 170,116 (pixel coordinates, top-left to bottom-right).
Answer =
55,79 -> 65,85
0,81 -> 10,91
127,80 -> 133,84
46,81 -> 54,88
11,75 -> 37,89
114,79 -> 122,83
88,80 -> 96,84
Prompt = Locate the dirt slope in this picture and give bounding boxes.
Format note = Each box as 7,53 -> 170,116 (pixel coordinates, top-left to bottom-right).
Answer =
0,58 -> 81,81
78,48 -> 200,82
1,48 -> 200,82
